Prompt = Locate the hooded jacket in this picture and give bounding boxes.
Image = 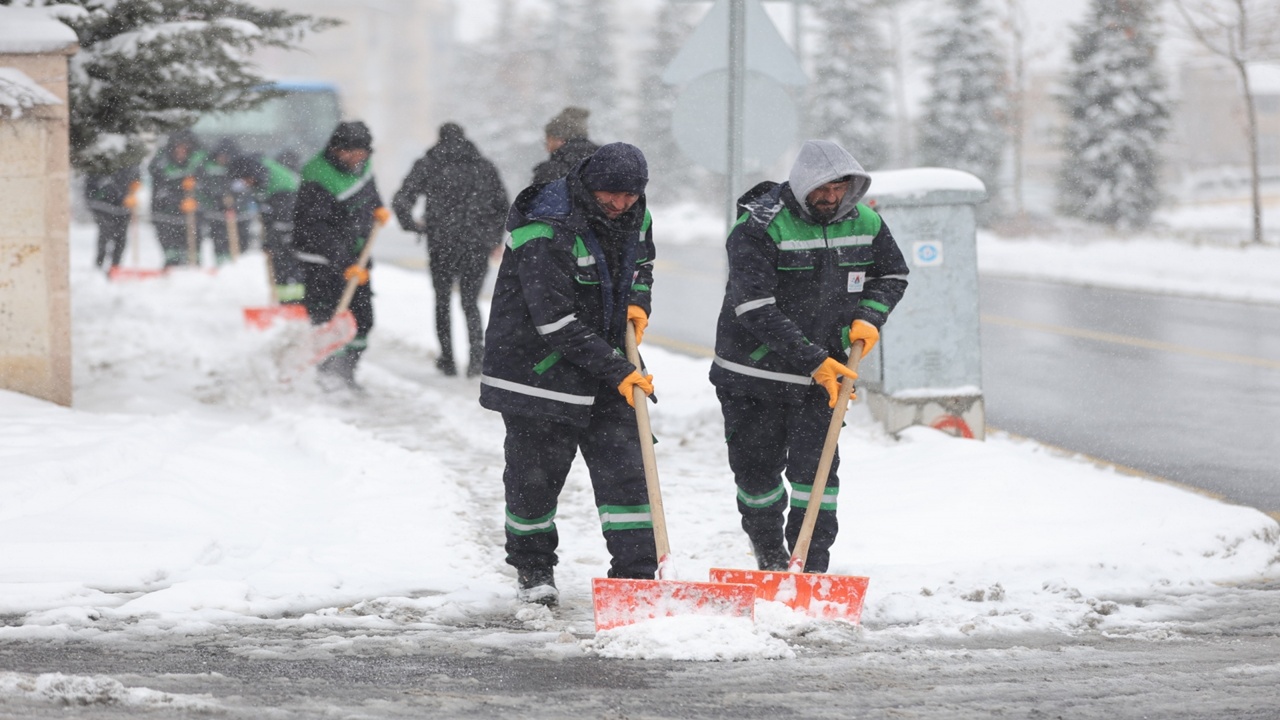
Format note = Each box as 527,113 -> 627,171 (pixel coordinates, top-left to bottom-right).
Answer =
709,140 -> 909,404
84,164 -> 141,217
148,132 -> 206,222
392,128 -> 508,254
291,148 -> 384,267
479,168 -> 655,427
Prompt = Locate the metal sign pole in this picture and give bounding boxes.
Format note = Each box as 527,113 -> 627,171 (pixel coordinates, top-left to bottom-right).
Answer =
726,0 -> 746,228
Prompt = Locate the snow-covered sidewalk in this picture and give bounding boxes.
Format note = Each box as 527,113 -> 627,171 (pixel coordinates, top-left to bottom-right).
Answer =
0,222 -> 1276,662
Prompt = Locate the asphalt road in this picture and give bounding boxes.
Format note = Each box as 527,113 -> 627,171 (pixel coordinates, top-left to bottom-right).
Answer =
646,243 -> 1280,519
3,581 -> 1279,719
979,276 -> 1280,518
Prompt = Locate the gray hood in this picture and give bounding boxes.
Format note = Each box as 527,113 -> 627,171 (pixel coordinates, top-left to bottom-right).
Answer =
787,140 -> 871,223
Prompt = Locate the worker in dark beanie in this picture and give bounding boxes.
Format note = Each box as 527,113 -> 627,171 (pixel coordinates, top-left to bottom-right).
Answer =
291,121 -> 386,392
532,106 -> 599,185
479,142 -> 658,606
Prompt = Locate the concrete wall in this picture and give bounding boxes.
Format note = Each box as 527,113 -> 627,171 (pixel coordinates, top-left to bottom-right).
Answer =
0,50 -> 75,406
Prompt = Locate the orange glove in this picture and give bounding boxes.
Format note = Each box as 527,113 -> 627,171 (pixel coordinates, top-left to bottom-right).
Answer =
180,197 -> 198,213
810,356 -> 858,408
344,264 -> 370,285
373,206 -> 392,225
128,180 -> 142,193
617,370 -> 654,408
848,319 -> 880,358
627,305 -> 648,345
122,194 -> 137,209
181,176 -> 196,192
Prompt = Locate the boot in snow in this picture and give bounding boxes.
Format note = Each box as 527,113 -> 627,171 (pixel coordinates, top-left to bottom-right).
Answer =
516,567 -> 558,607
752,539 -> 790,572
436,355 -> 457,377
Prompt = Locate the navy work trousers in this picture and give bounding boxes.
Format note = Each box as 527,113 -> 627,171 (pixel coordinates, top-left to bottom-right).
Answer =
717,386 -> 842,573
501,391 -> 657,580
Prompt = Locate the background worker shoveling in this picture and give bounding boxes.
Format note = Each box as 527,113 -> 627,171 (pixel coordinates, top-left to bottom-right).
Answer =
276,120 -> 390,390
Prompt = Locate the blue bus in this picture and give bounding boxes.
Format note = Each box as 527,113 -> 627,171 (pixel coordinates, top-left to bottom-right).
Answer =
192,80 -> 342,164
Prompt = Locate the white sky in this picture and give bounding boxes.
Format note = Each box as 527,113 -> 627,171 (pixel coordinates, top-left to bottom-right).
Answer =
2,198 -> 1277,678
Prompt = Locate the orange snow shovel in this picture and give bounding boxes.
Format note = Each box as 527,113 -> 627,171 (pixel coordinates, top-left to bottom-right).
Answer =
708,342 -> 870,623
243,253 -> 309,329
591,321 -> 757,631
277,207 -> 390,380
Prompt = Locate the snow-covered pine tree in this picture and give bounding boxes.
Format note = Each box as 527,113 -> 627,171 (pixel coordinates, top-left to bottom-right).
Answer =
916,0 -> 1008,219
806,0 -> 893,170
3,0 -> 333,175
637,0 -> 699,203
1057,0 -> 1170,230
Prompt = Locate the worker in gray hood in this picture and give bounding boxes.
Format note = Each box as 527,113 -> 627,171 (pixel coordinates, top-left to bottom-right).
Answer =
709,139 -> 909,574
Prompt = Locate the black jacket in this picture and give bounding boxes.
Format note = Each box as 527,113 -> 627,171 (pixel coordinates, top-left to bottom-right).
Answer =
479,171 -> 655,426
392,135 -> 508,257
84,165 -> 140,217
531,137 -> 599,186
710,181 -> 909,404
148,144 -> 206,223
292,150 -> 385,267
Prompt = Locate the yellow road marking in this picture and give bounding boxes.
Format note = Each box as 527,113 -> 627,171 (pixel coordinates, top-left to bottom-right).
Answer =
982,314 -> 1280,370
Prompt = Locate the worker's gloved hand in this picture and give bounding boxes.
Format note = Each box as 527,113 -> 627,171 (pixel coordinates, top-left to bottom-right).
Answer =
179,197 -> 198,213
373,206 -> 392,225
810,356 -> 858,408
617,370 -> 655,408
181,176 -> 196,192
344,264 -> 370,286
122,194 -> 137,209
627,305 -> 649,345
848,319 -> 880,358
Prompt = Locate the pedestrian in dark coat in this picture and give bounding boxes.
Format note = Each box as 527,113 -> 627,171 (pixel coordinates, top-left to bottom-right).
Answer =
392,123 -> 509,377
229,153 -> 305,304
531,106 -> 599,185
148,130 -> 205,267
711,140 -> 909,574
480,143 -> 658,606
83,164 -> 141,271
292,121 -> 386,391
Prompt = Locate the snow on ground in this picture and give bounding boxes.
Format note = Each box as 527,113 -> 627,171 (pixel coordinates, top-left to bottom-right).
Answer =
1,217 -> 1278,673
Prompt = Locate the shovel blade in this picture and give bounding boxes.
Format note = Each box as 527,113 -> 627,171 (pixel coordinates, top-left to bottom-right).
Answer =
244,304 -> 309,329
708,568 -> 869,624
108,267 -> 167,281
592,577 -> 756,631
275,310 -> 357,381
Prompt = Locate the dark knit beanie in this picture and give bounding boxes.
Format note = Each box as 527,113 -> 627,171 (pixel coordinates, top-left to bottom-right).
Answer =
545,107 -> 590,140
327,121 -> 373,151
580,143 -> 649,195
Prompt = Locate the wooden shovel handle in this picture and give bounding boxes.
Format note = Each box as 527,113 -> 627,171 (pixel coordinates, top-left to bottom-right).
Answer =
625,322 -> 672,570
790,341 -> 864,572
334,214 -> 386,315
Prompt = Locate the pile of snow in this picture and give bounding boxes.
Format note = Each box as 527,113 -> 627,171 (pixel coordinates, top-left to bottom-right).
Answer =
0,223 -> 1276,666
